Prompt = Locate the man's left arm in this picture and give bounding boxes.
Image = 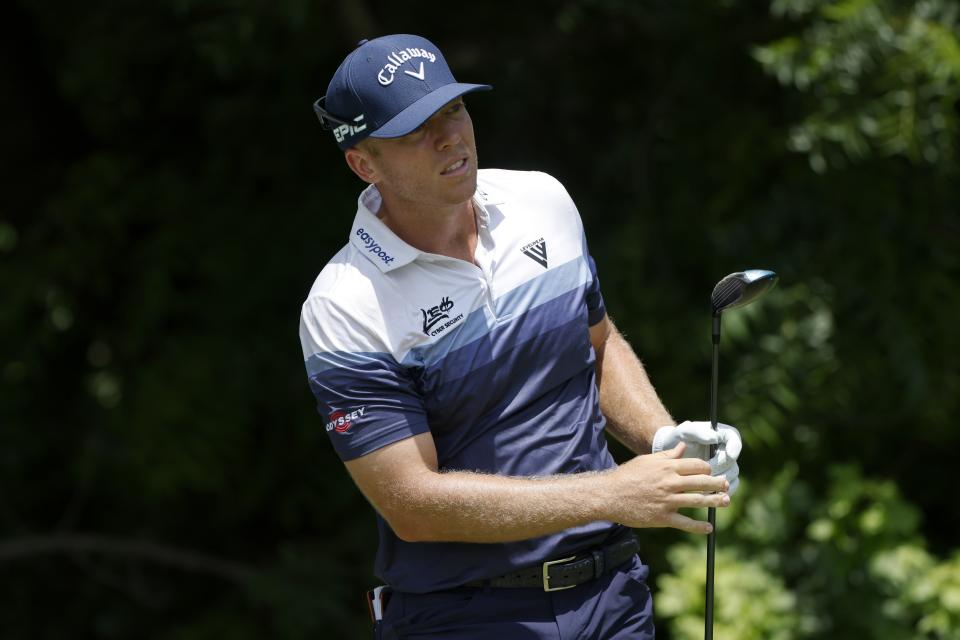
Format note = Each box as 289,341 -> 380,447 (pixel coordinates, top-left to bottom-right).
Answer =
590,314 -> 675,455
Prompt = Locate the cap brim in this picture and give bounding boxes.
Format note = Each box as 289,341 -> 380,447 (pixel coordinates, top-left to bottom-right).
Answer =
369,83 -> 492,139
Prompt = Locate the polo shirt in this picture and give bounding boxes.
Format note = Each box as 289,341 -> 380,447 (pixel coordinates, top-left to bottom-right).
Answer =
299,168 -> 629,592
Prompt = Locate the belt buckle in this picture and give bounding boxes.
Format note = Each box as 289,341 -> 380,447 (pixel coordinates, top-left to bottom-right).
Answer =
542,555 -> 577,592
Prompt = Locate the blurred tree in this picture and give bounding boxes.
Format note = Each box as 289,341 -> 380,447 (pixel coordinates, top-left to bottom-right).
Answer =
658,464 -> 960,639
755,0 -> 960,171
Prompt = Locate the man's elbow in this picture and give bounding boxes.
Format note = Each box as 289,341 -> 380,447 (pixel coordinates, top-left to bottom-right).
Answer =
363,466 -> 451,542
385,510 -> 444,543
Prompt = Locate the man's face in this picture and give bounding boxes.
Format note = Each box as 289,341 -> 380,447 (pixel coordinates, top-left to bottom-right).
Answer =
353,98 -> 479,210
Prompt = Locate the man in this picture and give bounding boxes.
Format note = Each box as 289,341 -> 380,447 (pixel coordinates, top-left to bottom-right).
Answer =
300,34 -> 741,639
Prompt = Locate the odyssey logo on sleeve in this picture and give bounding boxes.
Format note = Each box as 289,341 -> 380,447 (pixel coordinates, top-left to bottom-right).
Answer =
420,295 -> 463,337
377,48 -> 438,86
325,406 -> 367,433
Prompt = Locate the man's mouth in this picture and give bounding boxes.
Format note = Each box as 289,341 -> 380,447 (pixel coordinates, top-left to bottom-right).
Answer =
441,158 -> 467,175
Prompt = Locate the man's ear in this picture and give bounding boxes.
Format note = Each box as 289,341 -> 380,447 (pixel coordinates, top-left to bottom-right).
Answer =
344,146 -> 378,184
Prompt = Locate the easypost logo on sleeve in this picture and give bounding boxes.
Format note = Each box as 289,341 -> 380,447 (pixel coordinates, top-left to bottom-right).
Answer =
355,227 -> 395,266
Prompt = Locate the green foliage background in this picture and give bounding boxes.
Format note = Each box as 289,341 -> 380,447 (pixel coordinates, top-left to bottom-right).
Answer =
1,1 -> 958,637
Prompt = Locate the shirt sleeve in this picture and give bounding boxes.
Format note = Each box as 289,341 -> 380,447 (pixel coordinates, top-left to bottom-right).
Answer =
300,296 -> 430,461
538,170 -> 608,327
585,251 -> 606,326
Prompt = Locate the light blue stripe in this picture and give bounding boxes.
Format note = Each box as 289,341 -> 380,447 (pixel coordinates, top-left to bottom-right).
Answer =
403,256 -> 590,368
496,256 -> 589,320
306,257 -> 592,373
304,350 -> 397,377
400,298 -> 491,368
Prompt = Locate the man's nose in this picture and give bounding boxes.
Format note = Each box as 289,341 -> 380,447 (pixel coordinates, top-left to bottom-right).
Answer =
433,118 -> 463,149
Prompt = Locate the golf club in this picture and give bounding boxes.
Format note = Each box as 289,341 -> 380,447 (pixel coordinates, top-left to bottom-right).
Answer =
705,269 -> 778,640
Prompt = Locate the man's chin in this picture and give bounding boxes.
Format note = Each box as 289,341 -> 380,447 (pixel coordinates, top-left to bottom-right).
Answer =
440,173 -> 478,205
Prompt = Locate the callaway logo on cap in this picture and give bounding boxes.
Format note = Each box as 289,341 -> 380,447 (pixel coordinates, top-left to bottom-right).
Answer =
313,34 -> 492,150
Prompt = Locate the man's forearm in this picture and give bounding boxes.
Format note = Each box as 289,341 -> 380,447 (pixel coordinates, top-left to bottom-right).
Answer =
349,433 -> 727,544
382,468 -> 613,543
596,324 -> 675,454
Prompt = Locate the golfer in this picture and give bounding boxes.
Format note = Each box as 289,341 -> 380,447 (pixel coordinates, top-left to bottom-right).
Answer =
300,34 -> 742,639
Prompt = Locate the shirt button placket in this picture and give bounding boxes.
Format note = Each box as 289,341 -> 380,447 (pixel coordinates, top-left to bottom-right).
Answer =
479,277 -> 495,317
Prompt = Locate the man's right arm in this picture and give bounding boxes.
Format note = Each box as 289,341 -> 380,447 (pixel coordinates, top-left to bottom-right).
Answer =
344,431 -> 730,544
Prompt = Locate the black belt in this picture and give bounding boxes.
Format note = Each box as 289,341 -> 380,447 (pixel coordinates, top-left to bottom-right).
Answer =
465,533 -> 639,592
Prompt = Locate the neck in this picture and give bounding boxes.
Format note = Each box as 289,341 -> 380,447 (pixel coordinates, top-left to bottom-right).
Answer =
377,191 -> 478,264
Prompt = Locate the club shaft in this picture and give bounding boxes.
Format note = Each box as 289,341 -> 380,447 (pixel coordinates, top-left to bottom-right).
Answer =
706,315 -> 721,640
706,507 -> 716,640
710,315 -> 720,433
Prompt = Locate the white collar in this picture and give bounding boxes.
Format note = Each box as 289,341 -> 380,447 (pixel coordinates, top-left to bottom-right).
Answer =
348,178 -> 505,273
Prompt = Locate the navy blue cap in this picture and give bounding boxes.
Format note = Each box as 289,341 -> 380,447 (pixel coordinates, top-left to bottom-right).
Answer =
314,34 -> 492,150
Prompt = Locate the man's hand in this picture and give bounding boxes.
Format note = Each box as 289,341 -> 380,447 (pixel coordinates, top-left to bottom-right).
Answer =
606,444 -> 730,534
652,421 -> 742,495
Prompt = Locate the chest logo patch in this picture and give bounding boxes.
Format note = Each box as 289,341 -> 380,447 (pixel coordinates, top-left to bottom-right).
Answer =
521,238 -> 548,269
421,296 -> 463,337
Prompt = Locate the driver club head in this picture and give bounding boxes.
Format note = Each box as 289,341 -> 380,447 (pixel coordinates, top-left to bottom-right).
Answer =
711,269 -> 778,315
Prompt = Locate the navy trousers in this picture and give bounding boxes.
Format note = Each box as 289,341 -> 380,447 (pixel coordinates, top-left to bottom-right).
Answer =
376,556 -> 655,639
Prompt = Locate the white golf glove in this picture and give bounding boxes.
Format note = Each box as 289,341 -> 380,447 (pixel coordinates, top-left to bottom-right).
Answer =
652,421 -> 742,496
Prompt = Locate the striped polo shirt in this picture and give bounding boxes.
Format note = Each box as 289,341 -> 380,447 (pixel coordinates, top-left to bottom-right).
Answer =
299,168 -> 628,592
